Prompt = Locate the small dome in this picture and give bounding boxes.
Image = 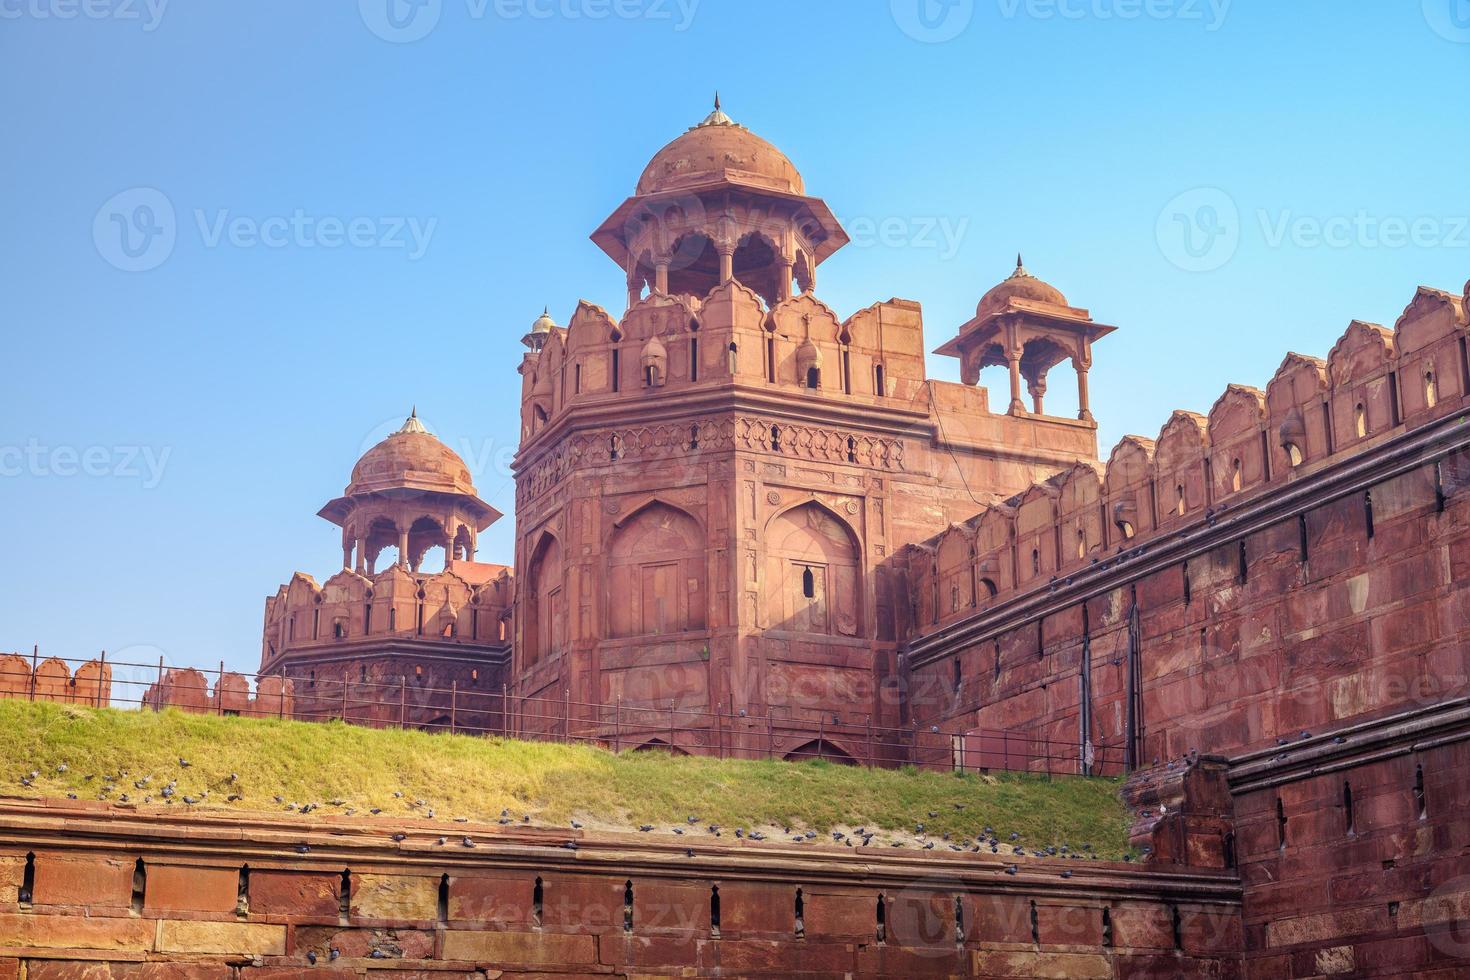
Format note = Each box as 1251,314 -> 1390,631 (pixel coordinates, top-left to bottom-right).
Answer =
976,256 -> 1068,320
637,97 -> 804,196
531,307 -> 557,334
347,411 -> 478,498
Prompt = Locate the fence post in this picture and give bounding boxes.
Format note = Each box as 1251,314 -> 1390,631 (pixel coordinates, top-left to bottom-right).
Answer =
278,673 -> 285,719
218,660 -> 225,715
96,650 -> 107,708
865,715 -> 873,768
501,683 -> 508,740
399,678 -> 407,728
766,714 -> 773,760
341,675 -> 349,724
614,696 -> 621,754
154,655 -> 164,712
564,688 -> 571,743
28,646 -> 38,701
450,681 -> 457,735
669,701 -> 675,753
817,715 -> 825,761
716,703 -> 723,760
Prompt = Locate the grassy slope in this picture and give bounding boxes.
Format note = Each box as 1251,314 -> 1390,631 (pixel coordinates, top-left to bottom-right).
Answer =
0,701 -> 1131,857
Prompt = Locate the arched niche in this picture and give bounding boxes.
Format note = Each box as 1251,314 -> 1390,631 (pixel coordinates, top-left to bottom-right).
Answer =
605,502 -> 706,638
765,502 -> 862,637
524,533 -> 564,668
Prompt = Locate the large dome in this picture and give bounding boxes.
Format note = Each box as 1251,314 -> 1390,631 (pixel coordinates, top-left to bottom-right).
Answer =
636,99 -> 804,196
347,411 -> 478,498
976,257 -> 1069,320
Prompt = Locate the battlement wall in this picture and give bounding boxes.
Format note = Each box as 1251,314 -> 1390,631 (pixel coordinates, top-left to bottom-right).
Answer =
0,654 -> 110,707
898,277 -> 1470,765
139,668 -> 294,718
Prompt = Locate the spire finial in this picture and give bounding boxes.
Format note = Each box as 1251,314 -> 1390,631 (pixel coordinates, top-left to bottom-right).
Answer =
398,407 -> 428,435
1017,253 -> 1024,270
411,404 -> 417,418
543,305 -> 549,316
714,90 -> 721,111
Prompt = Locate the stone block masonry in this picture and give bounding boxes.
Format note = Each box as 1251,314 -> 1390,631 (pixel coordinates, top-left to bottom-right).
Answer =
0,800 -> 1239,977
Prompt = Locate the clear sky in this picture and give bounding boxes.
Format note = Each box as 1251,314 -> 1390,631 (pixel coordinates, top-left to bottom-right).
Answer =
2,0 -> 1467,676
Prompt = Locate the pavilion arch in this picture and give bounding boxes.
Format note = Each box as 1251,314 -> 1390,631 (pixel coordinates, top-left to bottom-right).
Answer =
764,500 -> 863,637
523,531 -> 564,669
407,515 -> 450,573
784,738 -> 858,765
363,517 -> 402,574
604,500 -> 707,638
732,231 -> 783,308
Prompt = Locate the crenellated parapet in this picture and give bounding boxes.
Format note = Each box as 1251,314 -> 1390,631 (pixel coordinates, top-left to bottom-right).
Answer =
262,563 -> 513,671
0,654 -> 111,706
140,668 -> 293,717
899,279 -> 1470,638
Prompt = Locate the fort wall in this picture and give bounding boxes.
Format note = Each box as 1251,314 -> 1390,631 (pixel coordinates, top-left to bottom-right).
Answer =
0,800 -> 1241,978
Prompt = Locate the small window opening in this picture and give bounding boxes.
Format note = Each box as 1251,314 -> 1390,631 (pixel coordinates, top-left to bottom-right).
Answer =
1175,484 -> 1186,517
333,621 -> 344,639
1118,520 -> 1136,540
388,608 -> 396,631
1029,899 -> 1039,944
688,424 -> 700,451
1031,549 -> 1041,576
19,852 -> 34,907
130,858 -> 146,914
1355,402 -> 1367,438
766,337 -> 776,383
1276,797 -> 1288,849
1298,514 -> 1310,562
643,365 -> 657,387
690,336 -> 699,382
574,363 -> 581,394
1414,763 -> 1427,819
236,865 -> 250,917
312,608 -> 320,639
1285,442 -> 1304,467
1076,529 -> 1086,559
841,348 -> 851,393
339,869 -> 352,922
794,888 -> 805,938
1344,781 -> 1355,835
611,349 -> 621,392
1223,832 -> 1236,869
954,895 -> 964,946
1182,564 -> 1192,606
1237,540 -> 1249,584
710,885 -> 721,938
1230,458 -> 1242,493
1364,490 -> 1375,539
727,341 -> 738,375
802,567 -> 816,599
874,363 -> 886,397
623,880 -> 634,933
875,893 -> 886,944
1101,907 -> 1113,947
532,876 -> 543,928
770,425 -> 781,452
438,873 -> 449,924
846,436 -> 857,463
952,659 -> 962,694
805,367 -> 820,389
1426,371 -> 1438,408
1171,904 -> 1183,949
364,603 -> 371,635
610,434 -> 621,461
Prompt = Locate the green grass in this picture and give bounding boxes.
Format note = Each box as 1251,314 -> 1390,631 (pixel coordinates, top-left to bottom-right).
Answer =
0,700 -> 1131,858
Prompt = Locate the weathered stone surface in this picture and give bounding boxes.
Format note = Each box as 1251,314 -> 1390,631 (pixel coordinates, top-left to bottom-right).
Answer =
155,920 -> 286,955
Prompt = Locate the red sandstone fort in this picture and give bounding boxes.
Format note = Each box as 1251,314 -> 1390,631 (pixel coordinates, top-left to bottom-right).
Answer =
6,101 -> 1470,977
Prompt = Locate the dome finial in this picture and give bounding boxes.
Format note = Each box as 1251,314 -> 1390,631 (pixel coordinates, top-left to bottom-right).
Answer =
696,92 -> 735,129
714,90 -> 721,111
398,407 -> 428,435
1011,253 -> 1031,279
1017,253 -> 1024,270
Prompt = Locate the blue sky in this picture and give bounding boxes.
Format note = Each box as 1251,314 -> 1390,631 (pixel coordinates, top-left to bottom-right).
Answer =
2,0 -> 1467,675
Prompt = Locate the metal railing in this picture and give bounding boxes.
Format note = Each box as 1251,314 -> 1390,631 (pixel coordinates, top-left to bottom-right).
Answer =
2,649 -> 1127,778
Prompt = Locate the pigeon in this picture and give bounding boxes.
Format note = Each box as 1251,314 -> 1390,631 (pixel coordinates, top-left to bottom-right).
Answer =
1004,865 -> 1018,875
329,949 -> 339,961
295,845 -> 310,854
370,950 -> 387,960
370,808 -> 382,815
391,833 -> 407,843
571,820 -> 583,829
462,837 -> 476,848
393,791 -> 403,798
179,758 -> 191,768
673,828 -> 684,835
183,796 -> 200,805
928,811 -> 938,818
436,837 -> 447,846
307,951 -> 317,965
687,815 -> 699,824
1061,871 -> 1073,879
685,848 -> 694,858
561,841 -> 578,850
56,764 -> 67,773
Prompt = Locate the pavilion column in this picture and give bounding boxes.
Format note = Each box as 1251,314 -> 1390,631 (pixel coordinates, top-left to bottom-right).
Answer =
342,539 -> 353,570
626,273 -> 641,310
654,251 -> 671,295
1006,346 -> 1026,416
357,537 -> 369,575
398,528 -> 410,569
718,244 -> 734,284
1074,354 -> 1094,422
1028,375 -> 1047,416
776,257 -> 793,302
